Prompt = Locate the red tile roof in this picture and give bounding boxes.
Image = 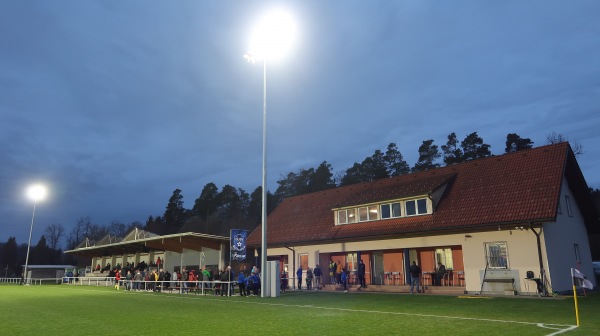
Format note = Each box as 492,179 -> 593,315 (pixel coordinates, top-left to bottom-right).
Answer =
247,142 -> 587,246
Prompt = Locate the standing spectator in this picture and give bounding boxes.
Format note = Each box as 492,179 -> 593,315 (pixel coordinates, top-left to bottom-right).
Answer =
156,256 -> 161,268
188,270 -> 196,292
358,259 -> 367,289
250,271 -> 260,296
220,268 -> 229,296
238,271 -> 246,296
313,265 -> 322,290
158,269 -> 165,292
341,270 -> 348,292
280,270 -> 288,293
336,260 -> 343,285
181,268 -> 188,293
125,270 -> 133,291
296,266 -> 303,290
152,270 -> 159,292
306,267 -> 313,290
245,273 -> 251,296
329,260 -> 336,284
172,270 -> 179,289
202,267 -> 211,290
114,270 -> 121,290
436,262 -> 446,286
409,261 -> 421,294
164,270 -> 171,290
133,270 -> 143,291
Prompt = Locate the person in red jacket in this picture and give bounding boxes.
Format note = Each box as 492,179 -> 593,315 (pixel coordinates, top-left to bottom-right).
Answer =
114,269 -> 121,290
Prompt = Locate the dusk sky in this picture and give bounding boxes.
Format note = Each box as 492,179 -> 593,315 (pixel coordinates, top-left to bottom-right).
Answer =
2,1 -> 599,247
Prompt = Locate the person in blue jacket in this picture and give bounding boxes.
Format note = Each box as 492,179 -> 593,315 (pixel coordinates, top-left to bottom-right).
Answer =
297,266 -> 303,290
244,273 -> 251,296
341,270 -> 348,292
250,272 -> 260,296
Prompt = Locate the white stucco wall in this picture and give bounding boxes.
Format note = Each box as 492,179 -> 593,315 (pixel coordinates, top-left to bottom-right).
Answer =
266,229 -> 546,294
542,179 -> 596,292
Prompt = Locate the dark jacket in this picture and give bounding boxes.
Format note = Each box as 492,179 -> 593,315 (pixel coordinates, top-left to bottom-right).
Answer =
358,262 -> 366,276
409,263 -> 421,278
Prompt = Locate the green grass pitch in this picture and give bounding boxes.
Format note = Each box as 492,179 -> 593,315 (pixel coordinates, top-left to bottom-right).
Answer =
1,285 -> 598,335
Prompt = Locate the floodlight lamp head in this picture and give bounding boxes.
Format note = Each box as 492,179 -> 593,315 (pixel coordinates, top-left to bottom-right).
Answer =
249,8 -> 297,62
27,184 -> 47,202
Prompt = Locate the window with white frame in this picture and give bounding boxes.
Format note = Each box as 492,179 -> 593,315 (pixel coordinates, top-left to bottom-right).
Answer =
337,208 -> 357,224
485,242 -> 508,269
358,207 -> 368,221
358,205 -> 379,222
348,209 -> 357,223
405,198 -> 428,216
381,202 -> 401,219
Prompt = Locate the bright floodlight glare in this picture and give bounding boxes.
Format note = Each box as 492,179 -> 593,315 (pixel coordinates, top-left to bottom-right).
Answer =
250,8 -> 297,61
27,184 -> 47,202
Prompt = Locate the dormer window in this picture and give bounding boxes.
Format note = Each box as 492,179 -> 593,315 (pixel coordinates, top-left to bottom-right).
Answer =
381,202 -> 401,219
337,208 -> 357,224
405,198 -> 428,216
335,197 -> 430,225
358,205 -> 379,222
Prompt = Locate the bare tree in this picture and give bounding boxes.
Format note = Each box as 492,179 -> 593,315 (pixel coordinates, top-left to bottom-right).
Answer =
125,221 -> 145,233
109,220 -> 127,237
67,216 -> 92,249
44,224 -> 65,251
547,132 -> 584,157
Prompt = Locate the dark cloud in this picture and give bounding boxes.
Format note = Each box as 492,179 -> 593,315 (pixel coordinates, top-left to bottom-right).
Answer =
1,1 -> 599,244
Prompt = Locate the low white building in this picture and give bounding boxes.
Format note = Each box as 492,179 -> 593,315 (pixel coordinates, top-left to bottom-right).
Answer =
66,230 -> 229,275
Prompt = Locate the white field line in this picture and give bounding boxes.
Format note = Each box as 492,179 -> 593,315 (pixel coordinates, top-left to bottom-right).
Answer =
56,287 -> 578,335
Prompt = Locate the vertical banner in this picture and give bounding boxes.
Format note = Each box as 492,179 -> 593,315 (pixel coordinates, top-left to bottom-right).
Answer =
230,229 -> 248,261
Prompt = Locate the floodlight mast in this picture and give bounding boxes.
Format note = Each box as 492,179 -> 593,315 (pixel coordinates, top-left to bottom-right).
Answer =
246,8 -> 296,298
23,184 -> 47,285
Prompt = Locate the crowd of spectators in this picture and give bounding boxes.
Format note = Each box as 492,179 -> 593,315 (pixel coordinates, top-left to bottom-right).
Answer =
94,262 -> 309,297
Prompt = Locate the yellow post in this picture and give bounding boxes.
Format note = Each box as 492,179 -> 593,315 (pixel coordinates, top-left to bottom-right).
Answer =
573,285 -> 580,326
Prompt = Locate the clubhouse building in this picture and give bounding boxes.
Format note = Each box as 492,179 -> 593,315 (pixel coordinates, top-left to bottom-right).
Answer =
246,142 -> 598,295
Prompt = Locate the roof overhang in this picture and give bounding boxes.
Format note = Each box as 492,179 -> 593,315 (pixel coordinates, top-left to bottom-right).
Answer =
65,232 -> 229,258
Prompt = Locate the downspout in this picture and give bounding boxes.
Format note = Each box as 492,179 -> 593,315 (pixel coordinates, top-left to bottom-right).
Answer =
529,223 -> 548,296
284,245 -> 295,288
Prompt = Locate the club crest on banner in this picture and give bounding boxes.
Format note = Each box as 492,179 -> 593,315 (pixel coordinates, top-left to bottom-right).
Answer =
230,229 -> 248,261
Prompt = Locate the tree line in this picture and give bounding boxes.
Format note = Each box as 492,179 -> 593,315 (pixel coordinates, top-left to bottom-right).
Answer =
1,131 -> 595,273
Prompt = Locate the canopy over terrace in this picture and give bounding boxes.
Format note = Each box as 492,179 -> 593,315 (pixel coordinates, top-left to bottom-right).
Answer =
65,230 -> 230,259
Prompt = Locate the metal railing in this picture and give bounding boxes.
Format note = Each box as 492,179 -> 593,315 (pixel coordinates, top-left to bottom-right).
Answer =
0,278 -> 22,284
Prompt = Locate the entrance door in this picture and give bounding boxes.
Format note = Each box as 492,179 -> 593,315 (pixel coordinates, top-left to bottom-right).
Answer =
371,251 -> 384,285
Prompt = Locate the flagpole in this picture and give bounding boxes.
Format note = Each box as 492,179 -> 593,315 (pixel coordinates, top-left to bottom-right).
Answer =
573,283 -> 580,327
571,268 -> 580,327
